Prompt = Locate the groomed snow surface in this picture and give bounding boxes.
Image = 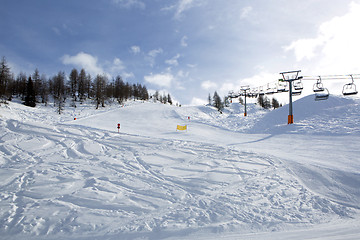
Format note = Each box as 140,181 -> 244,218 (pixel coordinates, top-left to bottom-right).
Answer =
0,95 -> 359,240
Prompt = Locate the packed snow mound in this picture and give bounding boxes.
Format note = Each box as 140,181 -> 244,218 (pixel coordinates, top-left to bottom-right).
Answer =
249,95 -> 360,135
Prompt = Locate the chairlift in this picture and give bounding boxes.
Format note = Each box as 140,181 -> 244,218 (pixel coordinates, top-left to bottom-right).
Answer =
315,88 -> 329,101
266,83 -> 277,95
266,89 -> 276,95
313,77 -> 325,92
292,90 -> 302,96
252,88 -> 259,98
258,86 -> 265,96
293,80 -> 303,90
342,75 -> 358,96
228,91 -> 240,98
277,81 -> 288,92
312,77 -> 329,100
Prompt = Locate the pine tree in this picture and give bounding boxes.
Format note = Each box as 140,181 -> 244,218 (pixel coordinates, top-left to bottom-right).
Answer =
32,68 -> 41,102
153,91 -> 159,102
140,85 -> 149,100
114,75 -> 125,103
258,95 -> 271,109
16,72 -> 27,99
52,71 -> 66,114
264,96 -> 271,109
213,91 -> 224,112
167,93 -> 172,105
24,76 -> 36,107
85,73 -> 92,99
40,74 -> 49,105
78,69 -> 86,102
162,93 -> 167,104
272,97 -> 280,109
239,97 -> 244,105
224,96 -> 230,107
0,56 -> 12,102
94,74 -> 107,109
69,68 -> 78,103
257,95 -> 265,108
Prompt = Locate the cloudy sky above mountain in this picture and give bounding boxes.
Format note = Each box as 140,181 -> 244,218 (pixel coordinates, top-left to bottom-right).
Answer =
1,0 -> 359,104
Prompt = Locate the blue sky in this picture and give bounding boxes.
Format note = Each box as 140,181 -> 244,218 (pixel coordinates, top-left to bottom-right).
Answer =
1,0 -> 360,105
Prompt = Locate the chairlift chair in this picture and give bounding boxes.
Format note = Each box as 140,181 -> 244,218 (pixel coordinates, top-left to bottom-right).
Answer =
266,89 -> 276,95
277,81 -> 288,92
313,78 -> 325,92
258,86 -> 265,96
292,90 -> 302,96
342,75 -> 358,96
293,80 -> 304,90
315,88 -> 329,101
266,83 -> 277,95
343,84 -> 358,95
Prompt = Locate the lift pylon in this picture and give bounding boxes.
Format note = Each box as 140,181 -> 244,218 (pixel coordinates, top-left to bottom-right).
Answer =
280,70 -> 302,124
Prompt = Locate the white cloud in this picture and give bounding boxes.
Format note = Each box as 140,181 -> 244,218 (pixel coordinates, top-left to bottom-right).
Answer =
144,72 -> 174,87
110,57 -> 125,72
240,6 -> 252,19
165,54 -> 180,66
201,80 -> 218,90
112,0 -> 145,9
241,72 -> 279,87
122,72 -> 135,80
285,38 -> 325,62
62,52 -> 132,79
187,63 -> 197,68
52,27 -> 61,36
190,97 -> 207,106
148,48 -> 163,57
285,2 -> 360,74
61,52 -> 104,76
162,0 -> 202,20
130,45 -> 141,54
181,36 -> 188,47
175,0 -> 194,19
220,82 -> 237,95
146,48 -> 163,67
176,70 -> 189,78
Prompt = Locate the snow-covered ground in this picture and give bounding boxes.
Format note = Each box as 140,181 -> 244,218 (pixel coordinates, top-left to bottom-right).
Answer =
0,95 -> 359,240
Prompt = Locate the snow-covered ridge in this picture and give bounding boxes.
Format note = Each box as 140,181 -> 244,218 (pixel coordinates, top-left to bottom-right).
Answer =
0,96 -> 359,240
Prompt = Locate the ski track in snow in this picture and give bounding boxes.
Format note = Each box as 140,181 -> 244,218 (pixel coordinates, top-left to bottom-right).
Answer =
0,97 -> 360,239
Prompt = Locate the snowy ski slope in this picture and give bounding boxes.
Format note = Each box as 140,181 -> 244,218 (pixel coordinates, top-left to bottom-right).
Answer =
0,95 -> 359,240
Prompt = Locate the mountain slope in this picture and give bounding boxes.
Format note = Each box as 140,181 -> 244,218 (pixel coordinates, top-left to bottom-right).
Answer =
0,97 -> 359,240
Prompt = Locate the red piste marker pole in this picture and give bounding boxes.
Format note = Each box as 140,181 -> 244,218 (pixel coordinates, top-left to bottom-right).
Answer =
117,123 -> 120,133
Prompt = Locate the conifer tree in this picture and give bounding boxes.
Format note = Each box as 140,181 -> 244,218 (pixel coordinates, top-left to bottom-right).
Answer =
32,68 -> 41,101
94,74 -> 107,109
16,72 -> 27,99
78,69 -> 87,102
213,91 -> 224,112
257,95 -> 271,109
167,93 -> 172,105
0,56 -> 12,102
69,68 -> 78,103
52,71 -> 66,114
272,97 -> 280,109
24,76 -> 36,107
40,74 -> 49,105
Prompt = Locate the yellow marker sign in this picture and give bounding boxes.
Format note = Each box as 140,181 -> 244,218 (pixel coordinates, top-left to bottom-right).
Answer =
176,125 -> 187,131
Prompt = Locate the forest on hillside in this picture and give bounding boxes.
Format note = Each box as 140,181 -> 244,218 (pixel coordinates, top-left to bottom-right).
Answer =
0,57 -> 174,113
